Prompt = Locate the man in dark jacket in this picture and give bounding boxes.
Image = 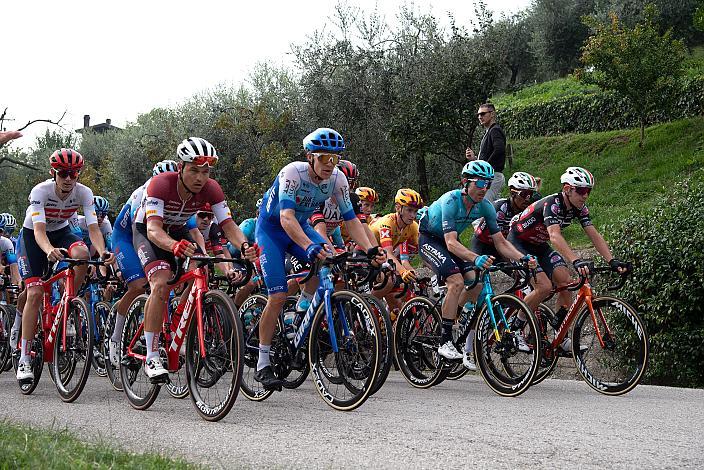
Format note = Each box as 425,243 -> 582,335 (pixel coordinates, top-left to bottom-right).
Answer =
466,103 -> 506,202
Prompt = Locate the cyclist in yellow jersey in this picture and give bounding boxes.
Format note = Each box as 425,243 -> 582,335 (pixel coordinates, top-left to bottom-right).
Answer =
370,188 -> 422,316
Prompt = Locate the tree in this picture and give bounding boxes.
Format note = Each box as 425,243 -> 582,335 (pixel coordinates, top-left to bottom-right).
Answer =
578,5 -> 687,145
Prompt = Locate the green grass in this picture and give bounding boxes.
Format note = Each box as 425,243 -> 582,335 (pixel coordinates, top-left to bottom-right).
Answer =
0,420 -> 197,469
474,116 -> 704,248
491,77 -> 600,109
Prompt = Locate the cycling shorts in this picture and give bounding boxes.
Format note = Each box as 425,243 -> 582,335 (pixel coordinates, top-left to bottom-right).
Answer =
507,231 -> 566,278
133,223 -> 197,281
418,232 -> 474,281
16,226 -> 84,287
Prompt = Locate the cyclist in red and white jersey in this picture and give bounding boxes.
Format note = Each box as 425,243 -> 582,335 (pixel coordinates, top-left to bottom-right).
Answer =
15,148 -> 115,382
132,137 -> 257,380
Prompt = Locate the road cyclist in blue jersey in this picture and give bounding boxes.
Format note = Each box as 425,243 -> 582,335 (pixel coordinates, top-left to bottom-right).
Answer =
254,127 -> 385,390
418,160 -> 536,361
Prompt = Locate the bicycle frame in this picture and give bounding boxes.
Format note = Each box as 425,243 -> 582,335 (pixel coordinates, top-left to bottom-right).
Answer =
549,279 -> 612,351
41,267 -> 77,363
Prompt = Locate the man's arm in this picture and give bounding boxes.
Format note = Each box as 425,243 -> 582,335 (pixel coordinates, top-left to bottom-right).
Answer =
492,233 -> 528,262
444,231 -> 477,262
547,224 -> 579,264
583,225 -> 614,263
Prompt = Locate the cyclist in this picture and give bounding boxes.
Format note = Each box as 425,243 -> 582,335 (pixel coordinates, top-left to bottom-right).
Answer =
254,127 -> 384,390
355,187 -> 378,218
229,198 -> 261,307
1,213 -> 18,247
69,195 -> 113,256
419,161 -> 534,360
0,220 -> 21,293
507,166 -> 628,352
15,148 -> 115,382
132,137 -> 256,380
369,188 -> 423,317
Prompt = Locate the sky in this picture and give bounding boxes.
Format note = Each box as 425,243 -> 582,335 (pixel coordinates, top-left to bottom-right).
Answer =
1,0 -> 531,150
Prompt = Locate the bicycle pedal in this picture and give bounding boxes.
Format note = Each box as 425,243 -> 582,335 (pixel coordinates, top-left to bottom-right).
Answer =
149,375 -> 170,385
18,377 -> 33,385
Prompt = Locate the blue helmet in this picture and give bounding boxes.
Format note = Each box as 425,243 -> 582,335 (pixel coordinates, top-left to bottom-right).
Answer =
94,196 -> 110,214
303,128 -> 345,153
462,160 -> 494,180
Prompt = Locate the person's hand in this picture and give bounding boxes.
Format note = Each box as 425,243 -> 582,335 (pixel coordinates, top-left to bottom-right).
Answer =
474,255 -> 494,269
306,243 -> 328,262
400,268 -> 417,283
573,259 -> 592,278
609,258 -> 629,275
0,131 -> 22,146
520,254 -> 538,270
226,268 -> 244,284
465,147 -> 476,161
172,240 -> 196,259
366,246 -> 386,266
47,247 -> 65,263
241,242 -> 259,262
101,251 -> 116,265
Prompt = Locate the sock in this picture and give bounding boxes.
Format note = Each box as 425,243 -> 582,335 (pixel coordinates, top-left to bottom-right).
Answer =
12,308 -> 22,330
144,331 -> 160,361
111,313 -> 126,343
296,291 -> 314,311
257,343 -> 271,371
20,339 -> 30,363
441,318 -> 454,344
464,329 -> 475,355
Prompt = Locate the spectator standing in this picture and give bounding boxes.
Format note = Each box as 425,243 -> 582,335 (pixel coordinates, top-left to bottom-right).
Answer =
465,103 -> 506,202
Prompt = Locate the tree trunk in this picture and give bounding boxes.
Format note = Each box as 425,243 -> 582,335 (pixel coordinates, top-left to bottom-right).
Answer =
416,152 -> 430,203
639,117 -> 645,148
509,67 -> 519,86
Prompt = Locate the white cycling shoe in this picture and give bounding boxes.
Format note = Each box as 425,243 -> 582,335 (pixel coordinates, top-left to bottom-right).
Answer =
438,341 -> 463,360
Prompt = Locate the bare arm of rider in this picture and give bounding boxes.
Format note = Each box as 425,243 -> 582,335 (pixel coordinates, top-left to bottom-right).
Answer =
444,230 -> 493,269
547,224 -> 579,264
190,227 -> 207,255
147,218 -> 196,258
492,232 -> 529,262
313,221 -> 335,248
87,223 -> 115,264
583,225 -> 614,263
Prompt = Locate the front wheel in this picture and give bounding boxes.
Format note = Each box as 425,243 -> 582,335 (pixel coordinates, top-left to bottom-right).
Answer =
104,306 -> 123,392
186,290 -> 243,421
52,297 -> 93,403
572,296 -> 648,395
237,294 -> 274,402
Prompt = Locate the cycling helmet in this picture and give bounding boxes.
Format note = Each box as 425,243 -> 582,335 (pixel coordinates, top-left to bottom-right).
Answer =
49,148 -> 84,170
303,128 -> 345,153
355,187 -> 379,203
152,159 -> 178,176
0,217 -> 5,232
255,198 -> 263,210
337,160 -> 358,180
93,196 -> 110,214
200,202 -> 213,213
461,160 -> 494,180
1,213 -> 16,231
176,137 -> 218,163
395,188 -> 424,209
560,167 -> 594,188
508,171 -> 538,190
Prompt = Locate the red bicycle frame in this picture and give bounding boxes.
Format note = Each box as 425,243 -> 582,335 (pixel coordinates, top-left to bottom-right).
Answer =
38,266 -> 79,363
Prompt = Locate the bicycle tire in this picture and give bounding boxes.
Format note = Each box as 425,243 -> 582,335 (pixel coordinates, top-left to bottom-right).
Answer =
0,304 -> 13,374
531,303 -> 559,386
237,294 -> 275,402
186,290 -> 243,421
91,301 -> 111,377
572,296 -> 649,396
364,294 -> 393,395
445,361 -> 469,380
393,296 -> 445,389
12,325 -> 44,395
474,294 -> 540,397
309,290 -> 380,411
52,297 -> 93,403
120,294 -> 160,410
104,305 -> 123,392
166,297 -> 188,399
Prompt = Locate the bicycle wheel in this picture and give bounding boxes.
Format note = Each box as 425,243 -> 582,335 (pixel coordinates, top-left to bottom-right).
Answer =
166,297 -> 189,399
531,303 -> 559,385
572,296 -> 649,395
52,297 -> 93,403
474,294 -> 540,397
238,294 -> 274,402
12,325 -> 44,395
0,305 -> 12,373
91,301 -> 111,377
364,294 -> 393,396
308,290 -> 380,411
393,296 -> 445,389
277,296 -> 309,390
104,306 -> 123,392
120,294 -> 160,410
186,290 -> 243,421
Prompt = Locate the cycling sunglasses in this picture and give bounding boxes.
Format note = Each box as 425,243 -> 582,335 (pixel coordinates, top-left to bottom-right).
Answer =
512,189 -> 535,199
469,178 -> 492,189
574,187 -> 591,196
192,155 -> 218,167
311,153 -> 340,165
197,211 -> 214,219
57,169 -> 80,179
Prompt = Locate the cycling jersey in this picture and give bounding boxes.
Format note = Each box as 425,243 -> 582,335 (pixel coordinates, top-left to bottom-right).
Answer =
311,192 -> 365,247
23,179 -> 97,231
68,214 -> 112,250
199,221 -> 225,254
135,172 -> 232,230
420,189 -> 500,239
511,192 -> 592,244
474,197 -> 517,245
260,162 -> 355,226
369,213 -> 419,256
0,236 -> 17,265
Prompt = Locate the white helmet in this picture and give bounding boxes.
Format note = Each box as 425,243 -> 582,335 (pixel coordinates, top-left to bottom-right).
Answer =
560,167 -> 595,188
152,159 -> 178,176
256,198 -> 263,210
508,172 -> 538,191
176,137 -> 218,163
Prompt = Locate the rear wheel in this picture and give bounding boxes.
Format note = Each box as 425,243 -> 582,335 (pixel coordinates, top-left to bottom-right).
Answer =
166,297 -> 188,399
531,303 -> 559,385
52,298 -> 93,403
91,301 -> 111,377
104,306 -> 123,391
237,294 -> 274,402
365,294 -> 393,395
12,322 -> 44,395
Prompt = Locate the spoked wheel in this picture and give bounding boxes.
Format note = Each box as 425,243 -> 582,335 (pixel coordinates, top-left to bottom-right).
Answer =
532,303 -> 559,385
91,301 -> 111,378
0,305 -> 13,374
309,290 -> 380,411
272,296 -> 309,390
120,294 -> 160,410
364,294 -> 393,395
572,296 -> 649,395
104,306 -> 123,392
393,297 -> 445,389
12,325 -> 44,395
51,298 -> 93,402
186,290 -> 243,421
166,297 -> 188,399
474,294 -> 540,397
238,294 -> 274,402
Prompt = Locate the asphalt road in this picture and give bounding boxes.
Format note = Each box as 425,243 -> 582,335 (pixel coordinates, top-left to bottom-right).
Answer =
0,370 -> 702,469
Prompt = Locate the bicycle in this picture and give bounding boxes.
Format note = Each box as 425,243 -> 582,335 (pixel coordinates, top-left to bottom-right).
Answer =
531,262 -> 648,395
119,255 -> 249,421
79,268 -> 115,378
0,274 -> 20,373
12,252 -> 106,402
238,251 -> 381,411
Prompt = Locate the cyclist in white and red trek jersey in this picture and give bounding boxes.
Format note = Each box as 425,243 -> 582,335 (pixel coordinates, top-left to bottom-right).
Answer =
14,148 -> 115,383
132,137 -> 257,380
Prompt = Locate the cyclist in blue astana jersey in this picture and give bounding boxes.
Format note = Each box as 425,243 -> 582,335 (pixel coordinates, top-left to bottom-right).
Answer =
419,160 -> 536,361
254,127 -> 385,390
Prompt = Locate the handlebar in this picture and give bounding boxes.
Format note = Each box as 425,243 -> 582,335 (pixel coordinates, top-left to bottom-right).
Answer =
556,261 -> 633,293
167,255 -> 253,288
41,249 -> 109,282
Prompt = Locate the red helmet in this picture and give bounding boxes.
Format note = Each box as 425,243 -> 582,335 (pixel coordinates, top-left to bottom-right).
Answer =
337,160 -> 359,180
200,202 -> 213,213
49,148 -> 84,170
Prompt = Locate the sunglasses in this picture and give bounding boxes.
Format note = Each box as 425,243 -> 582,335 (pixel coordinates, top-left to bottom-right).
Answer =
197,212 -> 214,219
574,187 -> 591,196
97,212 -> 108,218
57,169 -> 80,179
192,155 -> 218,167
469,178 -> 492,189
477,111 -> 492,117
311,153 -> 340,165
512,189 -> 535,199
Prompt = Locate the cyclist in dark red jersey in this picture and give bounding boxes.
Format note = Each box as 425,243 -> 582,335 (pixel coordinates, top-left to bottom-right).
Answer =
133,137 -> 257,380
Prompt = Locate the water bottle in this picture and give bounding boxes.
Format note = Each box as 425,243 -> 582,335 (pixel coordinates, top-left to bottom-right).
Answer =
243,312 -> 254,328
284,310 -> 298,340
